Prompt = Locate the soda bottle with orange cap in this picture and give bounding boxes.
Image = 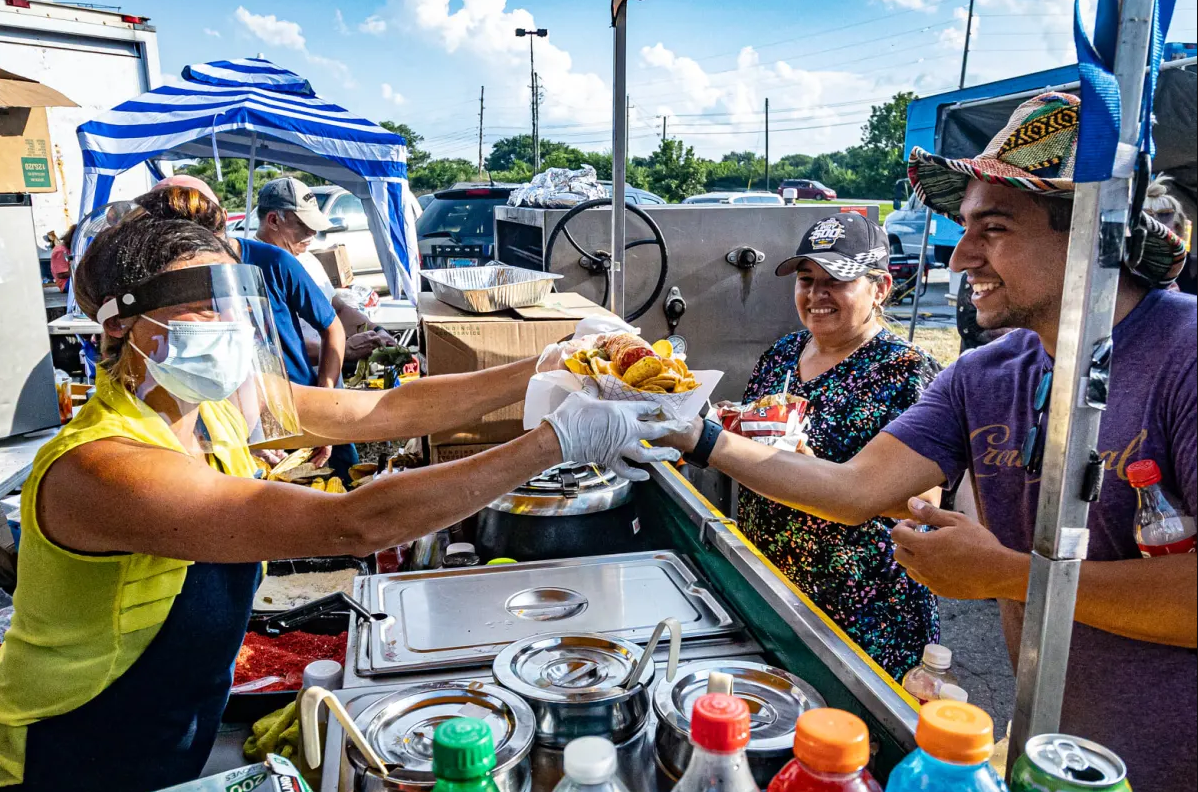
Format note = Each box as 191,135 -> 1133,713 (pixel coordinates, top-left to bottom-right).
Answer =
674,693 -> 760,792
767,708 -> 882,792
884,700 -> 1008,791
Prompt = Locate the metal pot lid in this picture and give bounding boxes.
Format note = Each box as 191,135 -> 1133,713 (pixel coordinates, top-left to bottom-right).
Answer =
487,463 -> 633,516
493,632 -> 654,704
653,661 -> 826,753
348,681 -> 534,777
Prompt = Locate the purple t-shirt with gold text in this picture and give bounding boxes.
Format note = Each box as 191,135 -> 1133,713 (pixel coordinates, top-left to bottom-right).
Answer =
885,288 -> 1196,791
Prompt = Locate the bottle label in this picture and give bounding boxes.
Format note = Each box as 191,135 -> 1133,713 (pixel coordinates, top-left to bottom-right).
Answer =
1138,534 -> 1197,558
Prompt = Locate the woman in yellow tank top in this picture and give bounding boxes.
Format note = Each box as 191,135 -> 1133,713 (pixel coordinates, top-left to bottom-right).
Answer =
0,196 -> 684,791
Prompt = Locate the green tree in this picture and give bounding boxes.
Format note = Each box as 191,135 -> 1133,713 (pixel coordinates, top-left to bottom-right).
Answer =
379,121 -> 431,171
645,138 -> 708,202
408,158 -> 477,193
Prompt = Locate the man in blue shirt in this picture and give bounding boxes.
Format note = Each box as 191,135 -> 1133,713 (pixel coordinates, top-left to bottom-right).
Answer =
225,179 -> 346,469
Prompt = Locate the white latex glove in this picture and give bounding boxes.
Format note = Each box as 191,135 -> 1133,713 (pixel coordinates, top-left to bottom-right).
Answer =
572,315 -> 638,339
543,392 -> 690,481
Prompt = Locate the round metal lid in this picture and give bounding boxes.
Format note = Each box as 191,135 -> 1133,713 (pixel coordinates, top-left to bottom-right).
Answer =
493,632 -> 653,704
488,463 -> 633,516
653,661 -> 826,754
348,681 -> 534,778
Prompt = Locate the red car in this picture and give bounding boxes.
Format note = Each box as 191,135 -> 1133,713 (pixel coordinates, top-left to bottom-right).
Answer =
777,179 -> 837,201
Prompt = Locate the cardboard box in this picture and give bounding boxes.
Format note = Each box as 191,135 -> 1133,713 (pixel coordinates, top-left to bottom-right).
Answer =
421,291 -> 617,445
310,243 -> 355,288
428,443 -> 499,465
0,69 -> 77,194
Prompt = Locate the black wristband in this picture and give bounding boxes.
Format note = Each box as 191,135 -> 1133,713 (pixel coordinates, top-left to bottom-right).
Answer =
370,325 -> 388,335
684,418 -> 723,469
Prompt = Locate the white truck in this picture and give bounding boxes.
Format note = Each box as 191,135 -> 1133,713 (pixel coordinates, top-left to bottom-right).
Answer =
0,0 -> 160,259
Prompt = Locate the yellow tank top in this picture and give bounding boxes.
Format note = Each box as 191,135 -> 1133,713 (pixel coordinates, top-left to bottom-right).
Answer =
0,370 -> 255,785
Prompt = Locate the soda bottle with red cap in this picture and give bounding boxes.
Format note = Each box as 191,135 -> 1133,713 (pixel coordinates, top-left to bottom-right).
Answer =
767,708 -> 882,792
1128,459 -> 1196,557
674,693 -> 760,792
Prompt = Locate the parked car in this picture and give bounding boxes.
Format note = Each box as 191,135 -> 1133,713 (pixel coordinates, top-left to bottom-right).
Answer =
776,179 -> 837,200
599,181 -> 667,205
682,191 -> 784,205
417,193 -> 436,210
883,191 -> 929,257
416,183 -> 518,270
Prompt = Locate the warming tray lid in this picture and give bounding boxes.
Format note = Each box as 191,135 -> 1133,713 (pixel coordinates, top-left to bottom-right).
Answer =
358,551 -> 739,675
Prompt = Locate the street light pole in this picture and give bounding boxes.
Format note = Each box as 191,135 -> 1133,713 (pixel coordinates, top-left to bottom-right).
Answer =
515,27 -> 549,172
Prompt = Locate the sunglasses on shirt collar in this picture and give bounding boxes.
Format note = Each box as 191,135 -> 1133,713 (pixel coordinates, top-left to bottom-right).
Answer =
1020,368 -> 1054,476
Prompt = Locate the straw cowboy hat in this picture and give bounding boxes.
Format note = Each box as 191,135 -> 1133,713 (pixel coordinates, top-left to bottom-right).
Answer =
907,92 -> 1188,286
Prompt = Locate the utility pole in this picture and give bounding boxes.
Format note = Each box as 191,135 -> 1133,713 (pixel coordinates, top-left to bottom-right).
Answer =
515,27 -> 548,172
958,0 -> 976,89
764,98 -> 770,191
477,86 -> 485,179
660,115 -> 667,141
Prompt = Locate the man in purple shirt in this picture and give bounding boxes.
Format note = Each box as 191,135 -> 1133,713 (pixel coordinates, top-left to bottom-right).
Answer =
666,93 -> 1195,789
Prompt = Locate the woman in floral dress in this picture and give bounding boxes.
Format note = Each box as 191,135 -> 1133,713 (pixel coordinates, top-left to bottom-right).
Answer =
735,215 -> 941,678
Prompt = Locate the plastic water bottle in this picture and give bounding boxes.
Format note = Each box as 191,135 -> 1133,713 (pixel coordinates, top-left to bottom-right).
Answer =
767,708 -> 882,792
1128,460 -> 1196,557
884,701 -> 1008,792
431,718 -> 500,792
552,737 -> 629,792
900,644 -> 958,704
673,693 -> 760,792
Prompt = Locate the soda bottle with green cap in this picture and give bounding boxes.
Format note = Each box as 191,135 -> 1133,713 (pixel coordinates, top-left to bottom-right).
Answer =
432,717 -> 500,792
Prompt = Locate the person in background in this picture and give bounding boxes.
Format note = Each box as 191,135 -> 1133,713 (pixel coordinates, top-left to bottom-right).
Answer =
45,226 -> 75,292
735,213 -> 941,679
663,93 -> 1195,790
1143,174 -> 1195,295
146,176 -> 344,471
253,178 -> 398,366
254,177 -> 380,478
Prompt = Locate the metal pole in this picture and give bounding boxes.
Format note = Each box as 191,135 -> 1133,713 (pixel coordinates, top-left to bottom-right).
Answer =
243,131 -> 257,242
661,115 -> 667,141
958,0 -> 976,89
530,37 -> 538,172
907,208 -> 931,342
478,86 -> 485,179
610,0 -> 628,318
1007,0 -> 1155,777
765,98 -> 770,192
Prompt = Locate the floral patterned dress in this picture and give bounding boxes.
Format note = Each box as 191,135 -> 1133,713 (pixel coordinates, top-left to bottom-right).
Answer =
737,328 -> 941,679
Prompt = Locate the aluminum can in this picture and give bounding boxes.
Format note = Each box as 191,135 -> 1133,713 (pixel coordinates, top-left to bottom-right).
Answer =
1011,734 -> 1131,791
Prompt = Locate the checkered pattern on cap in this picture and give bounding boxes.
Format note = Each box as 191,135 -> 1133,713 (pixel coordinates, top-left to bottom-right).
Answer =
809,245 -> 889,279
907,92 -> 1188,286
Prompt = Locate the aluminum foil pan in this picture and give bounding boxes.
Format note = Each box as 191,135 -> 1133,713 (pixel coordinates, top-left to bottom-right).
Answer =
421,264 -> 562,313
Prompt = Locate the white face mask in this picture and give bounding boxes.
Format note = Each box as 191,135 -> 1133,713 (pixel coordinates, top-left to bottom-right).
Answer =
130,317 -> 256,403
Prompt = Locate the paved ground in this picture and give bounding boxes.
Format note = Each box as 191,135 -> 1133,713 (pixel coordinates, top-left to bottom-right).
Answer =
938,598 -> 1016,728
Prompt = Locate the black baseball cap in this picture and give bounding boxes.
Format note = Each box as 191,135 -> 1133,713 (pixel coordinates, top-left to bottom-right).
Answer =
775,212 -> 889,279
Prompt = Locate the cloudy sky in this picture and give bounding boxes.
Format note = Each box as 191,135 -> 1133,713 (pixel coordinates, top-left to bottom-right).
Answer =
144,0 -> 1196,161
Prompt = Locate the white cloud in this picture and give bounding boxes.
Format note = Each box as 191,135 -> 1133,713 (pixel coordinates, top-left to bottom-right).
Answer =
234,7 -> 305,50
234,7 -> 356,89
203,28 -> 221,38
359,15 -> 387,35
881,0 -> 936,10
397,0 -> 610,128
381,82 -> 406,105
939,6 -> 980,49
334,9 -> 350,35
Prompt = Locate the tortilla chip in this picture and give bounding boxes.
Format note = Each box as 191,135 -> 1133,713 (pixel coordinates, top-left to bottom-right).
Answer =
652,339 -> 674,358
623,357 -> 664,386
565,358 -> 590,375
640,376 -> 678,392
639,385 -> 667,393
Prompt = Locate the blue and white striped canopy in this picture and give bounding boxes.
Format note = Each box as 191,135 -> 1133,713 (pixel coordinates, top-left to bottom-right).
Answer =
76,57 -> 419,299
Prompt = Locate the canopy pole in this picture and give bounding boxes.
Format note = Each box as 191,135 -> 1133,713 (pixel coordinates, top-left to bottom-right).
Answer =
243,131 -> 258,241
610,0 -> 628,319
907,209 -> 931,342
1007,0 -> 1155,777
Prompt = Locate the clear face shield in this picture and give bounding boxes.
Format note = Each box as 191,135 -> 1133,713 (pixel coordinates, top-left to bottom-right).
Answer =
96,264 -> 301,453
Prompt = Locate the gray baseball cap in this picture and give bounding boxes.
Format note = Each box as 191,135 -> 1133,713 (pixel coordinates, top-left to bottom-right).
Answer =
257,177 -> 333,232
